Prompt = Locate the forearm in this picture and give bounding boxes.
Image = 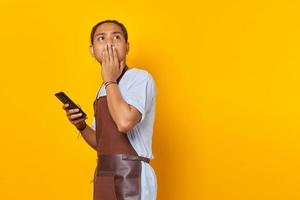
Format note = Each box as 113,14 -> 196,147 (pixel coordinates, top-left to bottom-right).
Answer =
78,125 -> 97,150
105,84 -> 131,132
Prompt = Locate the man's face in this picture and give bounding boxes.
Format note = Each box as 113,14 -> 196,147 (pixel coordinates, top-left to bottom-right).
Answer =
90,22 -> 129,65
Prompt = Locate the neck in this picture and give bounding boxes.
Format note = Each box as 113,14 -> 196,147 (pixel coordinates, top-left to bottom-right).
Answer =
117,65 -> 128,83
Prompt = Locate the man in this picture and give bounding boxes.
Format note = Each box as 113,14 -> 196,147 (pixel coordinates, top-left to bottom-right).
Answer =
62,19 -> 157,200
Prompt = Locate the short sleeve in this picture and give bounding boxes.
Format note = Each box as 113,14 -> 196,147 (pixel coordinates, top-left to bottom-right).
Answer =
122,73 -> 156,123
91,117 -> 96,130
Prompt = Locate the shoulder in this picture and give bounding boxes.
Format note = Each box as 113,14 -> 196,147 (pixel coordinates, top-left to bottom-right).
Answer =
124,68 -> 155,86
125,68 -> 151,80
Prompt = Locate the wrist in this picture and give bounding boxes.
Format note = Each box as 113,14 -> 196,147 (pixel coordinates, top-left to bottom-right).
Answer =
103,78 -> 117,83
76,121 -> 87,132
104,80 -> 117,89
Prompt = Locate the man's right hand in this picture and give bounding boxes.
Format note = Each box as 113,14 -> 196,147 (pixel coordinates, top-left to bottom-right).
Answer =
62,104 -> 87,129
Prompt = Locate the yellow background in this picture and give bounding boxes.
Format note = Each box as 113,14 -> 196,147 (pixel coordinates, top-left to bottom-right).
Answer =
0,0 -> 299,199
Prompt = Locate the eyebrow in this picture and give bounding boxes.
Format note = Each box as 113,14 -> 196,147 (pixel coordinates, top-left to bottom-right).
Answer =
95,31 -> 123,36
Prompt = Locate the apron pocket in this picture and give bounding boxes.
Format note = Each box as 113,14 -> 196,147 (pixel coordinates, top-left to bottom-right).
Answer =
94,172 -> 118,200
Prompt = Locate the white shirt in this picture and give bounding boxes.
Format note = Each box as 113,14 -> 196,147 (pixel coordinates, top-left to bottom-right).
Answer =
91,67 -> 157,200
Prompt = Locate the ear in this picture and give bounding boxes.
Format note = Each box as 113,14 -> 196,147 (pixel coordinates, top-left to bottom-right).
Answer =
89,45 -> 95,57
126,42 -> 130,55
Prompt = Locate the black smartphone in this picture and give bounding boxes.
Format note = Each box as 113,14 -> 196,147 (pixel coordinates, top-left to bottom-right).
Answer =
55,91 -> 87,118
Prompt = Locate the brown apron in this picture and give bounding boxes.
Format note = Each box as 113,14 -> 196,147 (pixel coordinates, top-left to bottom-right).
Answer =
92,66 -> 150,200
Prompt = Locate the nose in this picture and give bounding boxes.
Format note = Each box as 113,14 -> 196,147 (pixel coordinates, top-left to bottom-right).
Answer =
104,42 -> 114,48
101,43 -> 115,55
106,37 -> 114,46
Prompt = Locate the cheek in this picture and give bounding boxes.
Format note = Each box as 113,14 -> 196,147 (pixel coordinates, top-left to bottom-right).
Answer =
95,46 -> 105,54
92,48 -> 103,61
93,47 -> 105,58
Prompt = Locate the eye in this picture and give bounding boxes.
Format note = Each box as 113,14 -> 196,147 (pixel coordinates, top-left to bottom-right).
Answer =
114,35 -> 121,39
97,36 -> 104,41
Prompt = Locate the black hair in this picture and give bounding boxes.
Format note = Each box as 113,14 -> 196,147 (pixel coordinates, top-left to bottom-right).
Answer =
90,19 -> 128,45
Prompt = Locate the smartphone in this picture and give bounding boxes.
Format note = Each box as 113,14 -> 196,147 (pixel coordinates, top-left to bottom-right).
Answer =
55,91 -> 87,118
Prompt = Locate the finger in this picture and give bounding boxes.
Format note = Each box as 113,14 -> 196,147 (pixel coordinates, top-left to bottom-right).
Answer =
105,44 -> 109,63
102,51 -> 105,61
66,108 -> 80,116
73,116 -> 87,124
69,112 -> 83,120
102,51 -> 106,65
63,104 -> 69,110
112,45 -> 119,65
108,44 -> 113,63
104,44 -> 109,63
